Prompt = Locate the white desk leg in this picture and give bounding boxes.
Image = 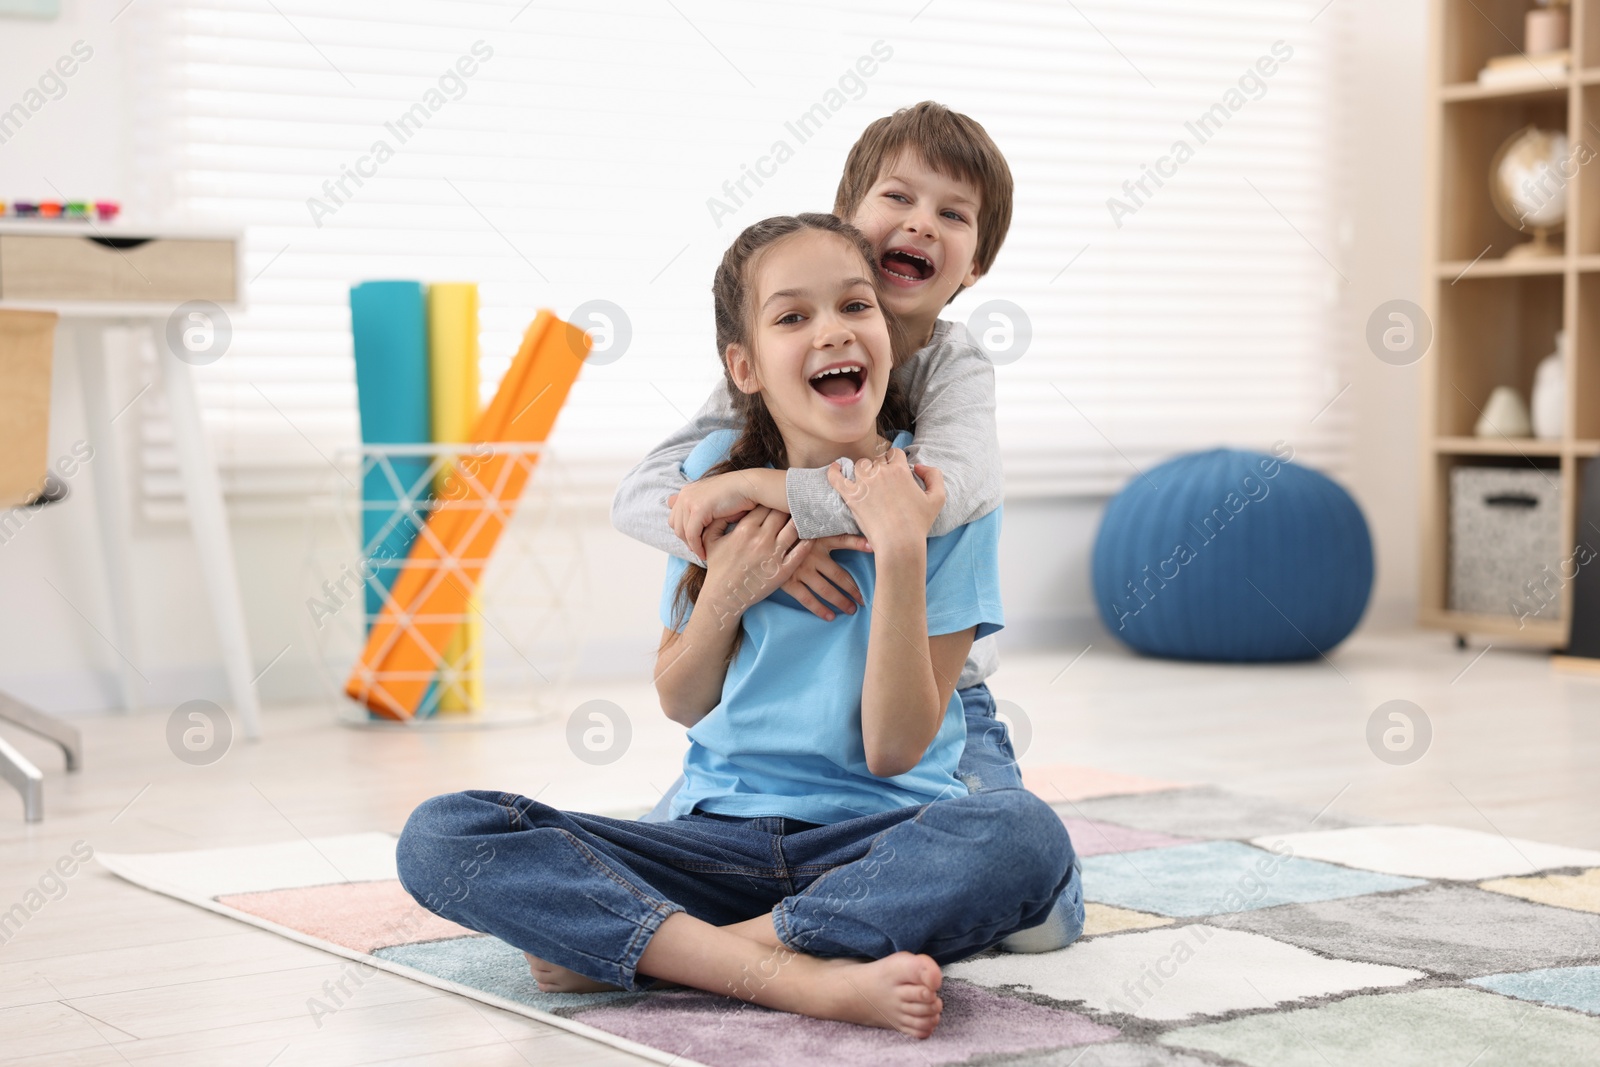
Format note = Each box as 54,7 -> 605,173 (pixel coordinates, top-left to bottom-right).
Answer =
74,322 -> 144,713
161,343 -> 262,741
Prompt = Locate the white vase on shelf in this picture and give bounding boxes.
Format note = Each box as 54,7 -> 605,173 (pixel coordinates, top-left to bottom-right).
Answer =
1477,386 -> 1532,438
1531,331 -> 1567,441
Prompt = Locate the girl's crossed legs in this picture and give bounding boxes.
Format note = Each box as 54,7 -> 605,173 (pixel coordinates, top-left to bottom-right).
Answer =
636,682 -> 1088,954
395,786 -> 1073,1038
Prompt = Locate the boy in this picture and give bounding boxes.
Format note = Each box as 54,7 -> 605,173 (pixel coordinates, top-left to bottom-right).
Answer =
610,101 -> 1082,953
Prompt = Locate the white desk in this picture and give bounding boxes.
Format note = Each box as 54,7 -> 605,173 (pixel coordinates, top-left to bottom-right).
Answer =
0,222 -> 262,760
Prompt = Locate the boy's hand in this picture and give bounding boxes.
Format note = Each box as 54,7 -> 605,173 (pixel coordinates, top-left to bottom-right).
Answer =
701,505 -> 812,621
781,534 -> 873,620
668,473 -> 758,562
826,448 -> 946,552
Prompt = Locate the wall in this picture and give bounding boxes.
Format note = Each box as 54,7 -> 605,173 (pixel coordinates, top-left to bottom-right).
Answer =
1338,0 -> 1429,629
0,2 -> 1430,716
0,2 -> 124,198
1,1 -> 143,712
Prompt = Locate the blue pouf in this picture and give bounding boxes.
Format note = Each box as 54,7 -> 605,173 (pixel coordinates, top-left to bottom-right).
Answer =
1091,449 -> 1373,662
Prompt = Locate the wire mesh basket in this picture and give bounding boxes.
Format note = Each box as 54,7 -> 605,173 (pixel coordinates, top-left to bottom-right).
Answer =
302,442 -> 587,729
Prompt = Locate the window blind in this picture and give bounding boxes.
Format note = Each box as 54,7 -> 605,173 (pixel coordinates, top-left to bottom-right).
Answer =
127,0 -> 1348,520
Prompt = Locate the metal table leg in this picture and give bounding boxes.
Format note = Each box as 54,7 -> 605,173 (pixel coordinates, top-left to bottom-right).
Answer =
0,689 -> 83,822
0,690 -> 82,771
0,735 -> 44,823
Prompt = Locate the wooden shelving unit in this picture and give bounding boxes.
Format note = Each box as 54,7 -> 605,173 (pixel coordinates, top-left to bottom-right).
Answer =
1422,0 -> 1597,645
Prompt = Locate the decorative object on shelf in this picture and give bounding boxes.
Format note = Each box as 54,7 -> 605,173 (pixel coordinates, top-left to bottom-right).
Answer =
1478,49 -> 1569,86
1490,126 -> 1569,260
1531,330 -> 1567,441
1526,0 -> 1571,54
1476,386 -> 1533,438
1449,466 -> 1563,621
1478,0 -> 1570,85
1091,449 -> 1373,663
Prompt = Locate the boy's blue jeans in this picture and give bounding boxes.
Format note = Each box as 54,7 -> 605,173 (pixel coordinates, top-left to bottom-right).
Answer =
951,683 -> 1086,952
397,785 -> 1075,992
639,681 -> 1085,953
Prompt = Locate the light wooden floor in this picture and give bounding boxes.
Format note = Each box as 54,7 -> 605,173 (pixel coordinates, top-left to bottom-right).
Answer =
1,628 -> 1595,1065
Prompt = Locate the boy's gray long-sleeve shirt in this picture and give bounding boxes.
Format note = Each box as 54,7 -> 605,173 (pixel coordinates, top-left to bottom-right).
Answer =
611,317 -> 1003,688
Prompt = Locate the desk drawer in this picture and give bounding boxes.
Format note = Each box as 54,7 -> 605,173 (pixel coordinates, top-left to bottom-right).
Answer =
0,234 -> 237,304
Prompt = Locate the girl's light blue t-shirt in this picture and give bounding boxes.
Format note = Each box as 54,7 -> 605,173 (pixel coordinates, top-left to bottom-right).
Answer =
658,428 -> 1004,825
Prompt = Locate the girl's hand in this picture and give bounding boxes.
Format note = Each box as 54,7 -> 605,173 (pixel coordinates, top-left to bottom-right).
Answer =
827,448 -> 946,552
701,505 -> 814,623
668,473 -> 758,562
781,534 -> 873,620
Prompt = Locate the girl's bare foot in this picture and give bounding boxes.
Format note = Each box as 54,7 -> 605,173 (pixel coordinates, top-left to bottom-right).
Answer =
795,952 -> 944,1039
523,951 -> 621,994
636,911 -> 946,1037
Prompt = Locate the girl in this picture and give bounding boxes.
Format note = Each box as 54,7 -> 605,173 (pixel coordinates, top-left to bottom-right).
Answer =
396,214 -> 1075,1040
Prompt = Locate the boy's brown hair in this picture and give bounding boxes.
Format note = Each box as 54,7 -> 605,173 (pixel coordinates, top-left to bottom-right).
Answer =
833,101 -> 1014,300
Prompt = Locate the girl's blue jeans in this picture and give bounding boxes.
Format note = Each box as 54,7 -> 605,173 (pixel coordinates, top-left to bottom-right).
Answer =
397,783 -> 1074,992
639,681 -> 1085,954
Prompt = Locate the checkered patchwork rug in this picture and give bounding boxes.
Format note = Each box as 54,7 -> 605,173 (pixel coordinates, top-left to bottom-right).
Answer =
97,765 -> 1600,1066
